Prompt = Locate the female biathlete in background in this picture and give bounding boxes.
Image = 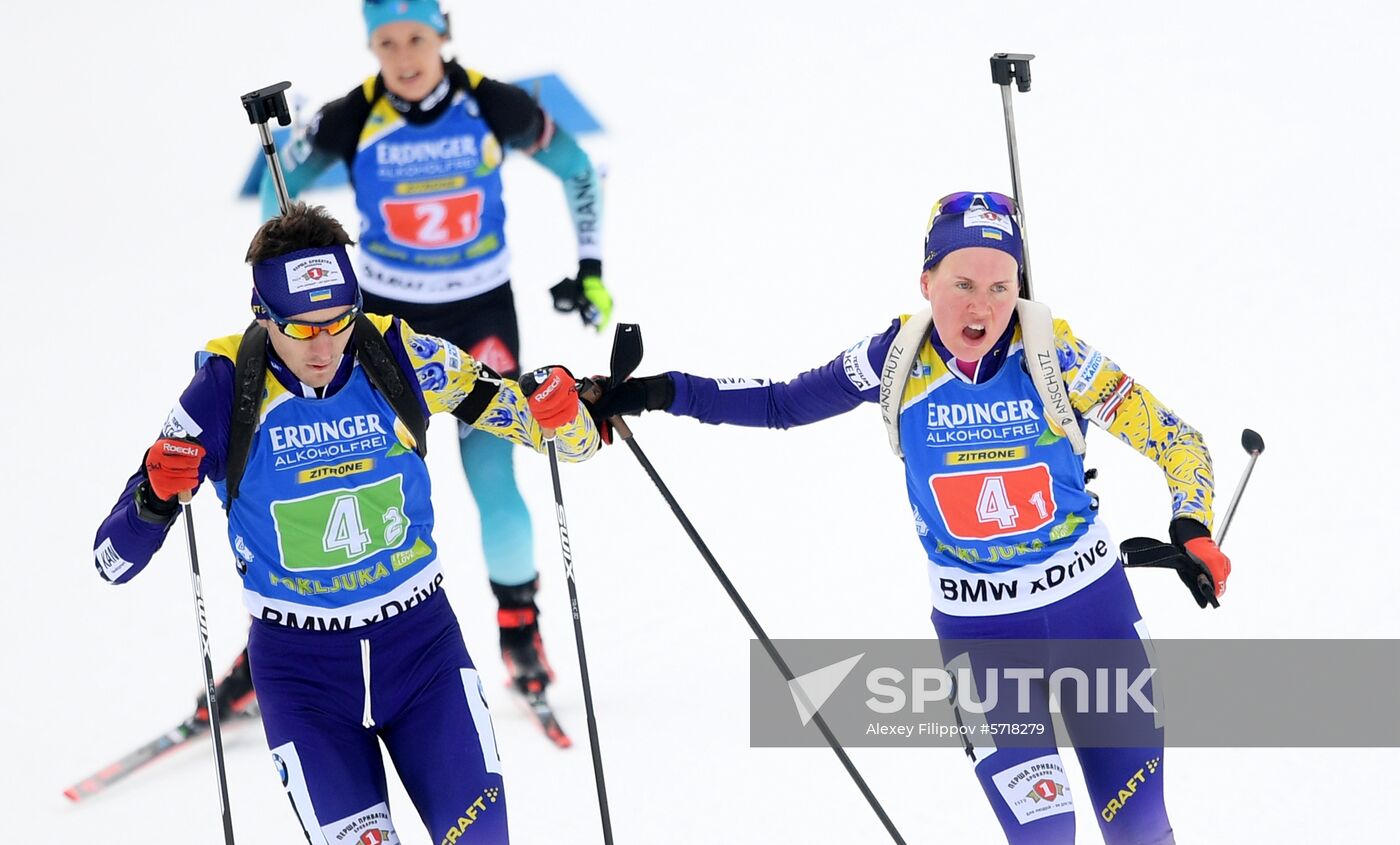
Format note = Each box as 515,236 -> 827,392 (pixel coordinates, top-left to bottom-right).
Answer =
198,0 -> 611,734
586,192 -> 1230,845
93,203 -> 596,842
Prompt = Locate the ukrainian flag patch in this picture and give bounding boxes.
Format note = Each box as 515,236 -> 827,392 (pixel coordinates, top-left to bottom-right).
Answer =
309,289 -> 333,302
980,228 -> 1004,240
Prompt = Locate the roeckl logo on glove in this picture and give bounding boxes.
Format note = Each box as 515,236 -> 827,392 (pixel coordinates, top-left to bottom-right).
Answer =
533,372 -> 562,401
163,443 -> 202,457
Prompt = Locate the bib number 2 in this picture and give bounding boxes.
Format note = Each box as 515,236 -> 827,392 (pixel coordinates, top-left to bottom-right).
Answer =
380,190 -> 484,249
929,464 -> 1056,540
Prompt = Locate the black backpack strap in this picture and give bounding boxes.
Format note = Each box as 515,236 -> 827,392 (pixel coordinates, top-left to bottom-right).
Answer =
353,314 -> 429,458
225,322 -> 269,509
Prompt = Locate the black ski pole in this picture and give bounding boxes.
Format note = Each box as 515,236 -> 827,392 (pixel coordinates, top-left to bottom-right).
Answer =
990,52 -> 1036,299
524,370 -> 614,845
1214,428 -> 1265,546
180,498 -> 236,844
592,325 -> 906,844
1121,428 -> 1266,604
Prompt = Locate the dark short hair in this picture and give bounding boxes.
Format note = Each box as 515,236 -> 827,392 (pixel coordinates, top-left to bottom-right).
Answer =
245,202 -> 355,264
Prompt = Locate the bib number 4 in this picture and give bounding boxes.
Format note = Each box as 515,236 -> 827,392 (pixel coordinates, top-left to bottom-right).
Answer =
272,475 -> 413,570
323,495 -> 371,558
379,190 -> 484,249
929,464 -> 1056,540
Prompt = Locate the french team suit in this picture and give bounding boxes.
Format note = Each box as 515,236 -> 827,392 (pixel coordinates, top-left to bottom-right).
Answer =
93,314 -> 599,843
267,60 -> 604,590
663,308 -> 1215,844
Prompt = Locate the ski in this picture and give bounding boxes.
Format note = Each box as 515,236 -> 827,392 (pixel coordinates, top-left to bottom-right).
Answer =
519,688 -> 572,749
63,708 -> 259,803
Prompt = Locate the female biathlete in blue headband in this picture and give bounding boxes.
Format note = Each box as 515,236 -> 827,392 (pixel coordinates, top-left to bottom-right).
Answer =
585,192 -> 1232,845
94,203 -> 597,842
183,0 -> 611,737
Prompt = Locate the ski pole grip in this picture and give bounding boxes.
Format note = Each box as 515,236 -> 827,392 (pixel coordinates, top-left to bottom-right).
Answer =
576,378 -> 634,443
609,416 -> 633,441
578,378 -> 603,404
990,53 -> 1035,93
240,81 -> 293,126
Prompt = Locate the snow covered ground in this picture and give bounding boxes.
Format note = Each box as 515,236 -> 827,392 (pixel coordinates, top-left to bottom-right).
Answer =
2,0 -> 1397,841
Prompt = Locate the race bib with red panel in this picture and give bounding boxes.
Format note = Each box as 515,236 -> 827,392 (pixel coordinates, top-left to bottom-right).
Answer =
352,88 -> 508,283
379,190 -> 485,250
929,463 -> 1057,541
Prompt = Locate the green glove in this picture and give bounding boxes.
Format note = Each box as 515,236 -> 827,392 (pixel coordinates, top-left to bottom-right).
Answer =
550,259 -> 613,331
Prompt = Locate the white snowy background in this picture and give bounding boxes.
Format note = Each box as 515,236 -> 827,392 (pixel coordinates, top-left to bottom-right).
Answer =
2,0 -> 1397,842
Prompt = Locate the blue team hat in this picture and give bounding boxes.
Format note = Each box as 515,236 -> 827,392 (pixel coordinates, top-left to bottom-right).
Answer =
364,0 -> 447,38
922,191 -> 1024,272
250,244 -> 360,321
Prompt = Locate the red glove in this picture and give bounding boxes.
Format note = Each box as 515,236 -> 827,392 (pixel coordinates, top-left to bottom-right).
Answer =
1183,536 -> 1232,602
144,437 -> 206,502
522,366 -> 581,430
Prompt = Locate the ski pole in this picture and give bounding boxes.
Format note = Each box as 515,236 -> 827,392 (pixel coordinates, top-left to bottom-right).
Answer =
1214,428 -> 1265,546
1121,428 -> 1267,604
591,326 -> 906,844
180,497 -> 236,844
524,371 -> 614,845
990,52 -> 1037,299
240,82 -> 294,214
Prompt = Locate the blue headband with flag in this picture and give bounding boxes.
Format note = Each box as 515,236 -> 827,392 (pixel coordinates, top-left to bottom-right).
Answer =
250,244 -> 360,321
364,0 -> 447,38
922,192 -> 1024,272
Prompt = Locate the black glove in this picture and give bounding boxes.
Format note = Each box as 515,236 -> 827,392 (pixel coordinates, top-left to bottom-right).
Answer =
1169,517 -> 1228,609
588,374 -> 673,417
582,374 -> 674,444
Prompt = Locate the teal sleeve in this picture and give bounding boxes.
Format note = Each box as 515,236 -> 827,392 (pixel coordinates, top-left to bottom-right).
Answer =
258,147 -> 337,221
530,126 -> 602,262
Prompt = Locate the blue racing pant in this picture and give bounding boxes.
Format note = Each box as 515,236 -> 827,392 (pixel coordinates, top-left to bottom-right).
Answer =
932,562 -> 1173,845
248,589 -> 509,844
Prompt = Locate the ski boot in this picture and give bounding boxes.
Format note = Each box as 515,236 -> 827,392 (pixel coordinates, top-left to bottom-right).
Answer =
492,579 -> 570,747
193,647 -> 259,724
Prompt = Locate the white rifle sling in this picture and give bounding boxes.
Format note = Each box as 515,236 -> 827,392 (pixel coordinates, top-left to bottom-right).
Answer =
880,311 -> 933,459
879,302 -> 1086,460
1015,298 -> 1086,456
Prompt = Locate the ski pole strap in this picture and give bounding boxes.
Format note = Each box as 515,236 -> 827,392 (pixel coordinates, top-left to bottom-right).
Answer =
1015,299 -> 1085,456
1119,537 -> 1181,568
